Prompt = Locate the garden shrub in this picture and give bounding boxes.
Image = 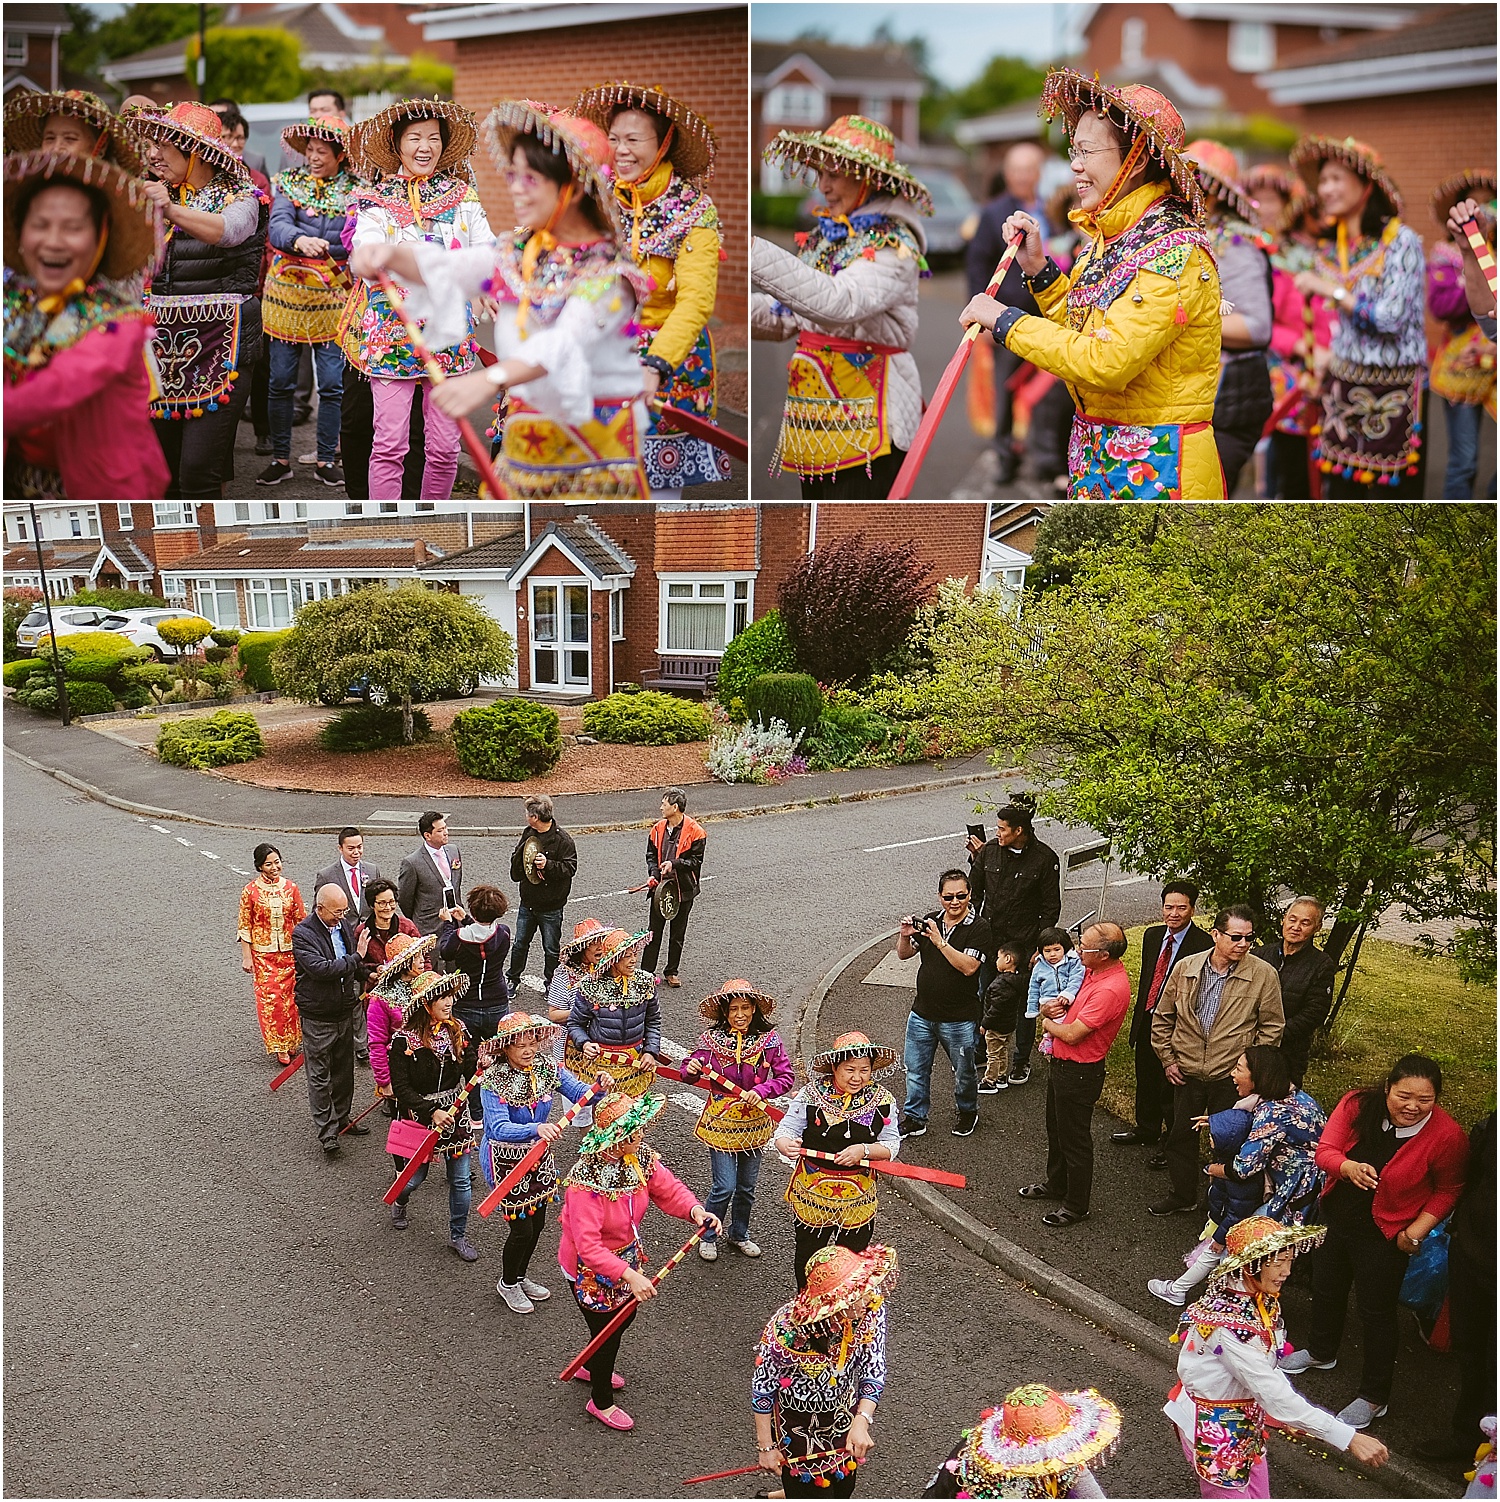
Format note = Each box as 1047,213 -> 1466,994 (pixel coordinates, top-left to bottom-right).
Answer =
120,662 -> 176,703
63,681 -> 116,716
319,704 -> 433,753
581,690 -> 711,746
3,658 -> 42,690
156,709 -> 265,768
62,646 -> 149,684
209,629 -> 241,648
35,630 -> 132,661
3,587 -> 42,660
714,609 -> 798,709
204,645 -> 233,664
706,717 -> 807,784
238,630 -> 292,692
744,672 -> 823,740
452,700 -> 561,781
63,586 -> 166,611
24,682 -> 59,715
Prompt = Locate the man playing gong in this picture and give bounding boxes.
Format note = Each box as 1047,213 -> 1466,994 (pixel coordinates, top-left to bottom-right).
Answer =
642,787 -> 708,988
507,795 -> 578,994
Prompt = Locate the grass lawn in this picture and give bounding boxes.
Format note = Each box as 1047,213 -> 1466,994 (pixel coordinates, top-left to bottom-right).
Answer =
1102,933 -> 1497,1130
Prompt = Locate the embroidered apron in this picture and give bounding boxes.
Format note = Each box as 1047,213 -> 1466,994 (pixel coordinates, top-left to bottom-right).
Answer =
640,326 -> 732,490
574,1238 -> 645,1312
1068,414 -> 1210,499
497,395 -> 648,500
486,1135 -> 559,1220
1187,1394 -> 1266,1488
146,293 -> 244,420
772,331 -> 897,481
1431,324 -> 1497,416
563,1041 -> 655,1099
1315,357 -> 1423,485
696,1091 -> 775,1154
263,250 -> 353,345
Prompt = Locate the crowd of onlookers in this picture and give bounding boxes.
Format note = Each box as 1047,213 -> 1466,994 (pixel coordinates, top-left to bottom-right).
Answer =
894,801 -> 1494,1462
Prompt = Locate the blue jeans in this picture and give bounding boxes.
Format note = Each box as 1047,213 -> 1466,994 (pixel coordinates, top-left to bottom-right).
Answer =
269,337 -> 343,463
1442,399 -> 1497,499
704,1146 -> 762,1243
399,1149 -> 472,1240
902,1012 -> 978,1121
507,905 -> 564,986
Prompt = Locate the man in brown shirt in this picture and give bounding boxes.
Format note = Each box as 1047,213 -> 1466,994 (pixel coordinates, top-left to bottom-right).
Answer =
1150,903 -> 1283,1215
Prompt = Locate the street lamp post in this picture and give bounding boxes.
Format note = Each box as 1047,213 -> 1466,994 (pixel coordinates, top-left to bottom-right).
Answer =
197,3 -> 208,101
26,502 -> 71,727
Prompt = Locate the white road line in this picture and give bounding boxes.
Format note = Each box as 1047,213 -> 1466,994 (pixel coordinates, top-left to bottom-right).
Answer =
1111,873 -> 1152,887
174,836 -> 194,848
570,874 -> 718,905
150,824 -> 171,835
862,831 -> 966,853
229,868 -> 251,876
201,850 -> 220,860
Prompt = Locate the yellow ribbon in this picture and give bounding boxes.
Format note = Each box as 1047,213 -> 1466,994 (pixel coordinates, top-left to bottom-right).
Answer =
176,151 -> 200,206
616,125 -> 676,264
406,172 -> 431,230
36,220 -> 109,314
1336,218 -> 1349,279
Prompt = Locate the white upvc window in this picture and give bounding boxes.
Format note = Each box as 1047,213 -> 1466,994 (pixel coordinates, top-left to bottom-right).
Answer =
610,588 -> 625,641
5,34 -> 28,66
153,503 -> 197,528
529,579 -> 591,688
659,575 -> 753,655
191,577 -> 240,628
764,82 -> 824,125
116,504 -> 134,531
68,509 -> 83,538
1227,19 -> 1275,71
1121,16 -> 1146,67
293,577 -> 344,606
246,577 -> 295,630
9,512 -> 28,543
858,95 -> 892,126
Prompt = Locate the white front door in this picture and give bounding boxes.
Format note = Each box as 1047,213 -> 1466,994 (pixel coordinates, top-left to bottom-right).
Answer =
531,582 -> 590,688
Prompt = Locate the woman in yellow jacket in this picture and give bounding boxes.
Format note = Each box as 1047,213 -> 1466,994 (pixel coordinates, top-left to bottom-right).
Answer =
574,81 -> 729,497
961,70 -> 1225,499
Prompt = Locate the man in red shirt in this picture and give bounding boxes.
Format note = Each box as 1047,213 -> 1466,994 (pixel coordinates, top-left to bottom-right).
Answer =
1018,922 -> 1132,1227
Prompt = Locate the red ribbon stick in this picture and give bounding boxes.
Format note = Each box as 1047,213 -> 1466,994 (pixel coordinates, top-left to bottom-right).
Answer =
475,1082 -> 606,1219
656,1062 -> 786,1122
683,1449 -> 851,1486
792,1145 -> 967,1190
649,400 -> 749,463
382,1062 -> 487,1206
1458,217 -> 1499,302
269,1053 -> 305,1091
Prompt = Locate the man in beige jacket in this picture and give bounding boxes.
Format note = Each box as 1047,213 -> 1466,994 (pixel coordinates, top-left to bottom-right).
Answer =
1150,903 -> 1283,1216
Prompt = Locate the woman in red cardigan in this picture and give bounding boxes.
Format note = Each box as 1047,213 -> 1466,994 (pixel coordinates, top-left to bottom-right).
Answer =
1282,1055 -> 1469,1431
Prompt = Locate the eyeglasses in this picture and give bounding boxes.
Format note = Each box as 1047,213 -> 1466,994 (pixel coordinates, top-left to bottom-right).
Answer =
1078,946 -> 1109,954
608,133 -> 657,149
503,171 -> 548,192
1067,142 -> 1120,167
1218,932 -> 1256,945
940,892 -> 969,902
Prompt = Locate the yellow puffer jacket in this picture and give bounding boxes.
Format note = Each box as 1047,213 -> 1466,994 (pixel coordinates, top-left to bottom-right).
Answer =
616,159 -> 722,372
1001,181 -> 1225,499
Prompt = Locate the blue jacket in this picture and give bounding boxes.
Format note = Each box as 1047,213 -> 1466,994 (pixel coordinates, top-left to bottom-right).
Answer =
1207,1104 -> 1265,1236
479,1061 -> 589,1185
438,917 -> 511,1011
1026,951 -> 1085,1019
568,974 -> 662,1055
268,175 -> 353,261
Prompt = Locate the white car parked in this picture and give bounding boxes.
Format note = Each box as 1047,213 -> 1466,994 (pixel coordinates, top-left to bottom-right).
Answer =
15,604 -> 113,654
97,608 -> 209,660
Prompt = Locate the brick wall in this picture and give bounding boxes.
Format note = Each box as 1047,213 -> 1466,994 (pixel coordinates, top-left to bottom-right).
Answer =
811,502 -> 988,590
451,9 -> 748,342
340,1 -> 456,65
755,503 -> 810,612
655,507 -> 758,571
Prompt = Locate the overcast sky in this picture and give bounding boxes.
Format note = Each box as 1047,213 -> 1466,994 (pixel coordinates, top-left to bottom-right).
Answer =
752,1 -> 1088,88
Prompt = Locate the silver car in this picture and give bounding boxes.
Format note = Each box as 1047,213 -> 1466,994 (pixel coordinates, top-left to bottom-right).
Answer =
98,608 -> 207,660
15,604 -> 112,654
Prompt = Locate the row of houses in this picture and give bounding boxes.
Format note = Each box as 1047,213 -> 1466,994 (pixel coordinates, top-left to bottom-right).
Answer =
2,504 -> 1045,702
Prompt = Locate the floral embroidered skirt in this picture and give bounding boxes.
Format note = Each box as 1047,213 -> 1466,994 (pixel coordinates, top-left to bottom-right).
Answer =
641,327 -> 732,490
251,950 -> 302,1056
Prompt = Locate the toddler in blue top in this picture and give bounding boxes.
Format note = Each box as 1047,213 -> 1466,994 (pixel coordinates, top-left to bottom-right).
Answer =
1029,926 -> 1085,1070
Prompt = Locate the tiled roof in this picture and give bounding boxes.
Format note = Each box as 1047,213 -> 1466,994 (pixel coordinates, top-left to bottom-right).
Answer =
417,531 -> 526,574
2,543 -> 99,569
568,517 -> 636,579
1276,3 -> 1494,65
5,5 -> 70,29
656,507 -> 757,572
179,537 -> 433,573
752,38 -> 926,86
422,520 -> 634,580
104,537 -> 156,575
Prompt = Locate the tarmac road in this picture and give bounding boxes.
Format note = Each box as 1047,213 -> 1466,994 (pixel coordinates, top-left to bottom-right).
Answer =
6,756 -> 1355,1497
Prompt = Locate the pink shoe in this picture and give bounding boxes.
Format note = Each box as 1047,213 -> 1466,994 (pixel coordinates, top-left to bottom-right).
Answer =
586,1399 -> 634,1431
573,1366 -> 626,1391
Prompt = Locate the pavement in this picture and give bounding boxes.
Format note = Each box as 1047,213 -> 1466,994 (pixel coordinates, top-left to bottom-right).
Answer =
806,932 -> 1466,1499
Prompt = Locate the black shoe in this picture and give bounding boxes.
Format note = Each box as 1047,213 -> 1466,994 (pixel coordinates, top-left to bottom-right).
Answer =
254,435 -> 274,456
1147,1152 -> 1169,1170
1018,1183 -> 1062,1201
1042,1207 -> 1089,1227
390,1199 -> 409,1230
898,1116 -> 928,1138
322,1139 -> 341,1155
1149,1196 -> 1199,1216
313,463 -> 344,488
1414,1436 -> 1479,1465
952,1111 -> 978,1137
977,1079 -> 1004,1095
257,459 -> 293,486
1111,1129 -> 1157,1146
342,1120 -> 371,1137
356,1052 -> 371,1068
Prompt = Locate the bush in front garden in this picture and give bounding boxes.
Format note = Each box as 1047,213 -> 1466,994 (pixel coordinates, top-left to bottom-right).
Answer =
119,662 -> 176,704
3,658 -> 42,690
156,710 -> 265,768
204,645 -> 234,664
581,690 -> 711,746
744,672 -> 823,740
706,716 -> 807,784
806,696 -> 929,770
62,681 -> 116,716
714,608 -> 798,710
209,629 -> 241,648
238,630 -> 292,692
319,704 -> 433,753
62,586 -> 167,611
452,700 -> 561,781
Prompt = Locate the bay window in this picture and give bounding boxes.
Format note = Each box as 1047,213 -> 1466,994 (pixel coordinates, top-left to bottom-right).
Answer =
661,577 -> 752,654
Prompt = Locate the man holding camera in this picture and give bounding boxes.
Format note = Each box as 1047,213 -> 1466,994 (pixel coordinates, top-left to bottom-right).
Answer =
896,870 -> 991,1140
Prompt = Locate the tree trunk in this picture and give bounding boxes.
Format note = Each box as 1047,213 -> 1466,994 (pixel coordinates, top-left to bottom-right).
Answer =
402,692 -> 414,745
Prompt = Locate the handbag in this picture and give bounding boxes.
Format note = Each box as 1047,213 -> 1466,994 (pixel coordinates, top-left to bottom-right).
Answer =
1398,1215 -> 1451,1345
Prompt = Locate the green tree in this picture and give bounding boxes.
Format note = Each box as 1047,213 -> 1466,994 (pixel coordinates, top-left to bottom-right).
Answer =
187,27 -> 302,104
92,4 -> 223,64
300,52 -> 454,107
927,54 -> 1050,140
974,504 -> 1496,983
272,583 -> 515,744
1027,501 -> 1133,589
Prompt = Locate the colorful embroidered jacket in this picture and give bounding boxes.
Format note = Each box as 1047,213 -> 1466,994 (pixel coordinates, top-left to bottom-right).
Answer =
780,1080 -> 901,1230
993,182 -> 1224,500
687,1026 -> 796,1153
1232,1088 -> 1327,1224
1313,219 -> 1427,371
340,171 -> 493,378
478,1054 -> 591,1218
3,274 -> 168,499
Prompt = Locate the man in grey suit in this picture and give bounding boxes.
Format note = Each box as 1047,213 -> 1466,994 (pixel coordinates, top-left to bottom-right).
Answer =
398,811 -> 464,940
314,827 -> 382,1066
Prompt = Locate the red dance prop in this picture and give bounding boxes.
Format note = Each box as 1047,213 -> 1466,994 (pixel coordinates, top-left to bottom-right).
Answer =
649,400 -> 750,463
382,1063 -> 486,1206
1458,217 -> 1499,302
476,1083 -> 605,1218
376,272 -> 508,498
887,231 -> 1026,498
338,1095 -> 385,1136
656,1063 -> 787,1123
269,1052 -> 305,1090
683,1449 -> 851,1485
558,1225 -> 706,1382
793,1146 -> 967,1190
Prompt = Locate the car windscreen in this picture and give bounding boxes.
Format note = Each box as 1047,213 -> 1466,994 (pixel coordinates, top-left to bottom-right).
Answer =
100,615 -> 130,629
21,610 -> 47,627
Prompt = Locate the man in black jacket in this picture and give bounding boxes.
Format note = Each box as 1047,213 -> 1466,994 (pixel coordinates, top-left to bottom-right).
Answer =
292,884 -> 371,1154
965,143 -> 1050,484
642,787 -> 707,986
506,794 -> 578,992
1252,896 -> 1335,1085
966,801 -> 1061,1084
1112,880 -> 1214,1159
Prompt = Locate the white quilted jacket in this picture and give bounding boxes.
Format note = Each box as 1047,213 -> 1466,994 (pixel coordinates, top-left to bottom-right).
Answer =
750,196 -> 927,450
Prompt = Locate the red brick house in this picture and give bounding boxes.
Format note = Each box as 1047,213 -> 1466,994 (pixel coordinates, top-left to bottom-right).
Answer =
2,503 -> 219,598
410,2 -> 749,345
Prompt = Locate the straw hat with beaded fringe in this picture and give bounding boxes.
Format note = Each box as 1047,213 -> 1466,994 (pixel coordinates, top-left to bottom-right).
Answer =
570,81 -> 716,183
1290,135 -> 1404,221
1185,139 -> 1259,226
128,100 -> 249,186
954,1384 -> 1122,1492
763,114 -> 932,216
352,96 -> 477,178
1431,169 -> 1497,233
281,115 -> 353,162
482,99 -> 621,236
4,89 -> 147,178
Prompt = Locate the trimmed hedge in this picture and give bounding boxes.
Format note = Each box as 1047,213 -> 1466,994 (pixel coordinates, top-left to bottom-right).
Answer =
35,630 -> 134,660
63,681 -> 117,716
23,682 -> 59,714
156,709 -> 265,768
209,629 -> 241,647
3,658 -> 41,689
744,672 -> 823,740
204,645 -> 233,664
238,630 -> 292,692
715,609 -> 798,710
319,704 -> 433,753
580,690 -> 711,746
452,700 -> 561,781
62,646 -> 149,683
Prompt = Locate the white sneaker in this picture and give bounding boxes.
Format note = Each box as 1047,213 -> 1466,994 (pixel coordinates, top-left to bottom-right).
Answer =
520,974 -> 546,992
520,1277 -> 552,1301
1279,1348 -> 1337,1375
297,450 -> 317,465
496,1279 -> 534,1313
1336,1397 -> 1387,1429
727,1238 -> 762,1258
698,1240 -> 718,1261
1148,1277 -> 1187,1307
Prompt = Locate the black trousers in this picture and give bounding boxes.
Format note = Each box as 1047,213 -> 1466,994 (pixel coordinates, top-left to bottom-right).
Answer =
502,1206 -> 547,1287
340,363 -> 425,499
1448,1241 -> 1497,1446
799,447 -> 904,500
1131,1029 -> 1172,1143
1304,1213 -> 1410,1406
794,1219 -> 874,1291
642,892 -> 694,977
1165,1074 -> 1238,1204
573,1289 -> 637,1409
992,345 -> 1026,466
1043,1058 -> 1106,1215
298,1005 -> 356,1146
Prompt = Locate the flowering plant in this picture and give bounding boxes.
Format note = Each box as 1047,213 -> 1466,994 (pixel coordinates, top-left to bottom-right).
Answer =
705,716 -> 807,785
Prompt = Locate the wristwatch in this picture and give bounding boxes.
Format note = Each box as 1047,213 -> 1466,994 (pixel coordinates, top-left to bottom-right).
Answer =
1331,285 -> 1348,305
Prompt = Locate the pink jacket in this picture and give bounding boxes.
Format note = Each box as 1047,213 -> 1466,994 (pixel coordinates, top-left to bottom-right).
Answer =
1269,267 -> 1334,361
366,991 -> 406,1091
558,1158 -> 700,1282
4,319 -> 168,499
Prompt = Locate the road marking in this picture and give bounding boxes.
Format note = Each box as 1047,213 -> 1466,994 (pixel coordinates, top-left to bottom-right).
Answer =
570,875 -> 717,904
1111,873 -> 1152,887
862,831 -> 966,853
150,824 -> 171,835
669,1092 -> 704,1116
229,868 -> 251,876
201,850 -> 220,860
174,836 -> 194,848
